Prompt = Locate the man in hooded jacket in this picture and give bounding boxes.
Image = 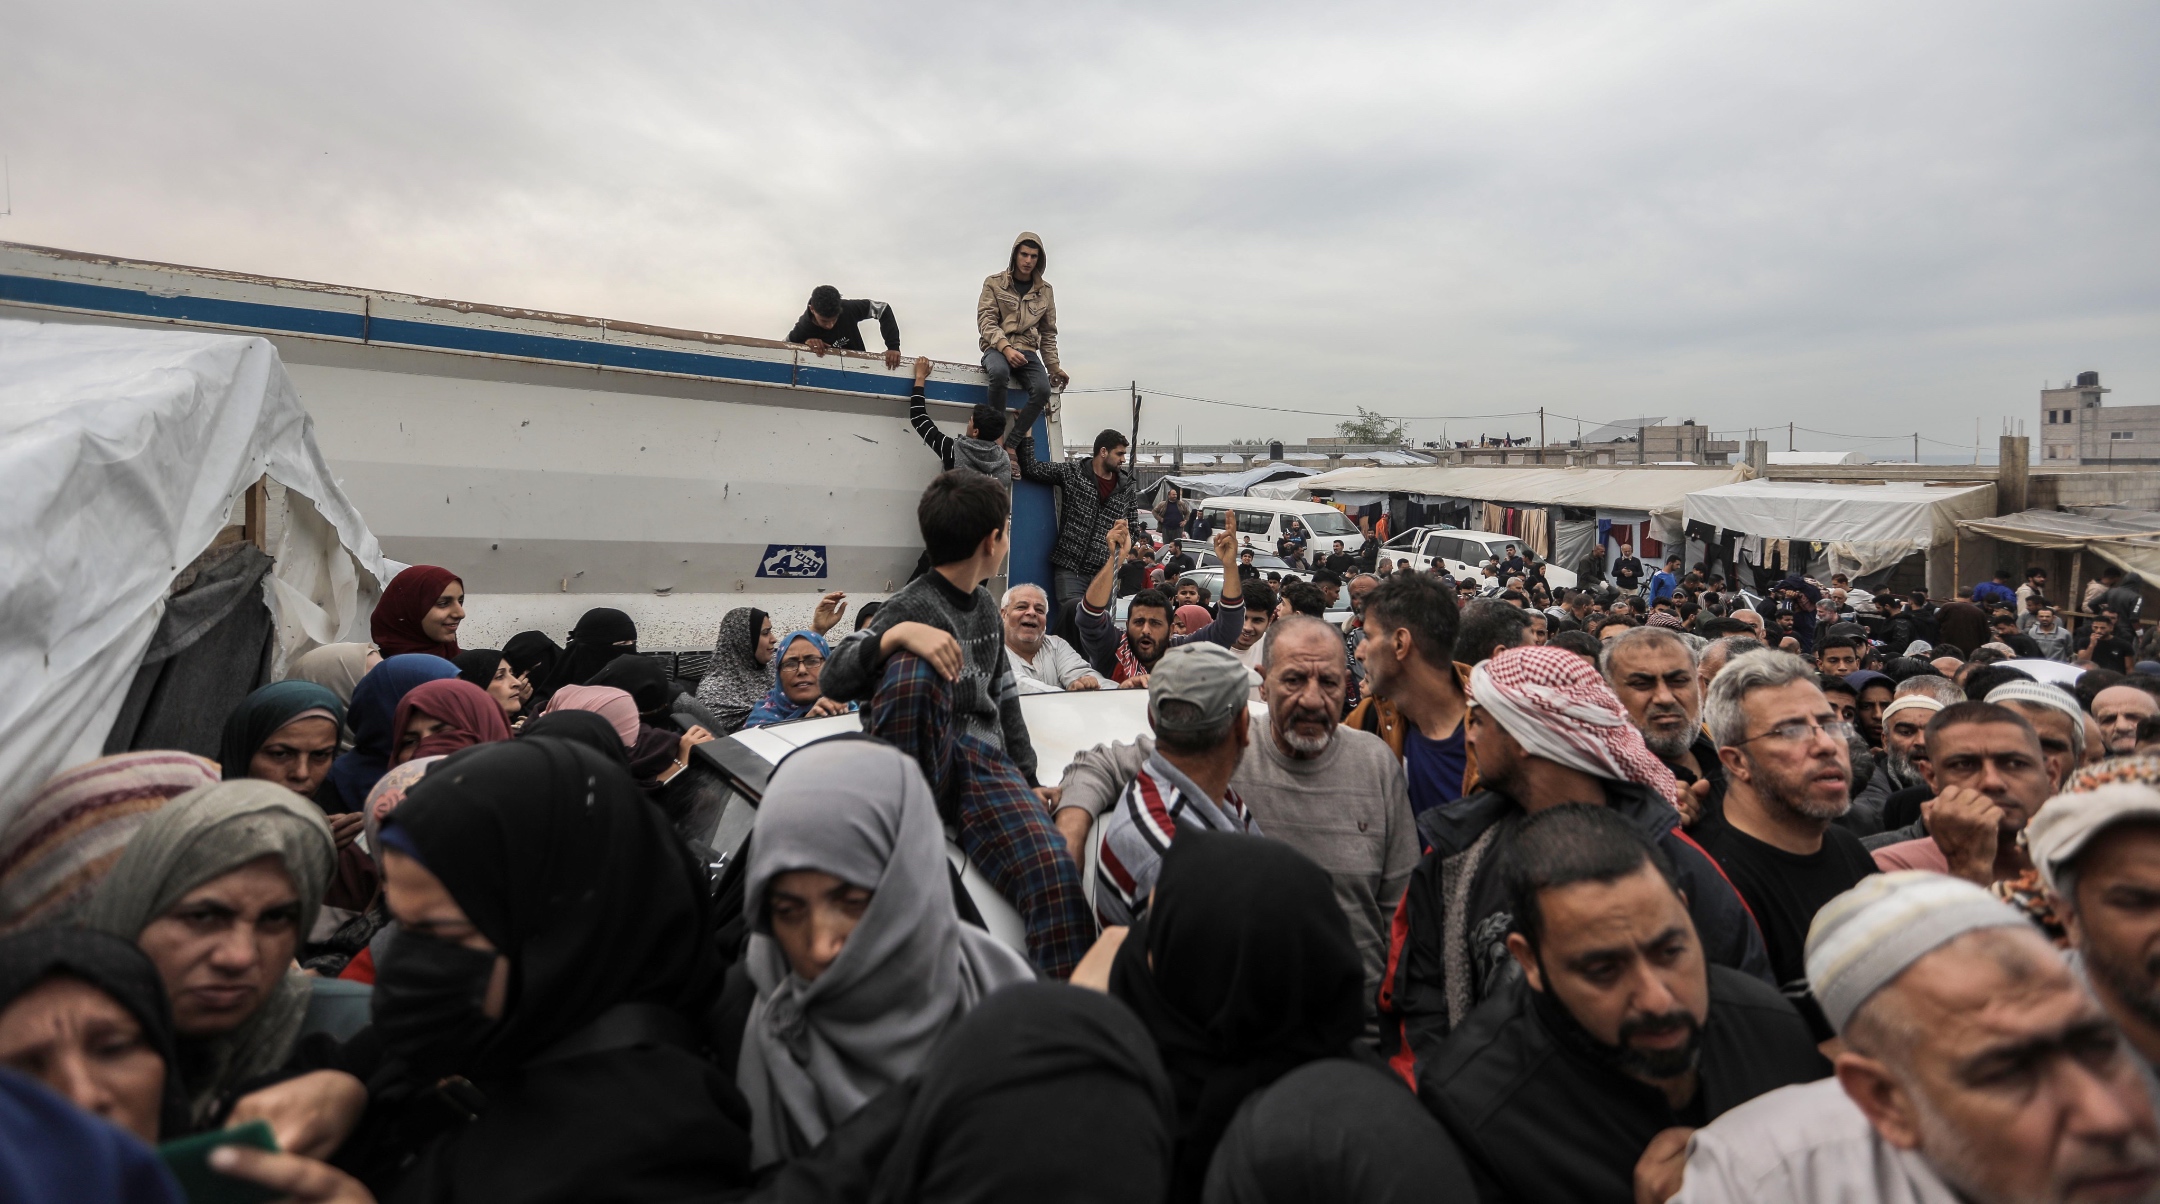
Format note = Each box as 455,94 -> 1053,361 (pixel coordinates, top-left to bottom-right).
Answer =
976,231 -> 1067,428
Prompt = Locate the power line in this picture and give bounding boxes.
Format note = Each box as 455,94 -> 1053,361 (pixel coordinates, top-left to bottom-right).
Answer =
1067,383 -> 1988,449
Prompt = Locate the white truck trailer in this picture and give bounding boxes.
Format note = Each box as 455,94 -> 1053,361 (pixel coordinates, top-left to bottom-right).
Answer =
0,241 -> 1065,651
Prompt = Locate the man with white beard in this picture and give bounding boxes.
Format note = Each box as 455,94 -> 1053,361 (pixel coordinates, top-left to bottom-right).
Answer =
1049,616 -> 1417,1023
1652,873 -> 2160,1204
1849,690 -> 1946,834
1688,650 -> 1878,1039
1606,627 -> 1722,826
1237,616 -> 1420,1025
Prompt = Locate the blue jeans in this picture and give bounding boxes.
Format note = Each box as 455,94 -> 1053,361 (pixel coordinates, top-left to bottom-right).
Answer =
982,348 -> 1052,414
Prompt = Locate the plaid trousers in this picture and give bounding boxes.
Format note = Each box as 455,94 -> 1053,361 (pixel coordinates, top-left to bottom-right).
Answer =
866,653 -> 1094,979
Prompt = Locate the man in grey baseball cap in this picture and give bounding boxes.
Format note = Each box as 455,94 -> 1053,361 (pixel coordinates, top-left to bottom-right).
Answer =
1091,643 -> 1257,926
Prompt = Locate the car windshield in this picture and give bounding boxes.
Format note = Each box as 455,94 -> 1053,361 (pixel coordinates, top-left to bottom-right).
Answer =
1300,509 -> 1358,536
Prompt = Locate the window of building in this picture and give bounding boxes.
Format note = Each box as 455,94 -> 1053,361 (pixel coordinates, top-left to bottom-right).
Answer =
2112,431 -> 2137,440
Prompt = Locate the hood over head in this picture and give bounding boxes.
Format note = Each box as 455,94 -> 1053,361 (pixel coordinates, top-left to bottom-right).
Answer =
1008,231 -> 1047,279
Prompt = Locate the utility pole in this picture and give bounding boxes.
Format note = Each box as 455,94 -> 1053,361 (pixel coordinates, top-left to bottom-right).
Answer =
1912,432 -> 1919,464
1787,421 -> 1794,452
1129,381 -> 1141,455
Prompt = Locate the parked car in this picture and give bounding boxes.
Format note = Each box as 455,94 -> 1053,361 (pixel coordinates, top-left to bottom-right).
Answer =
1378,527 -> 1578,589
1194,497 -> 1365,554
1169,539 -> 1309,583
685,690 -> 1155,956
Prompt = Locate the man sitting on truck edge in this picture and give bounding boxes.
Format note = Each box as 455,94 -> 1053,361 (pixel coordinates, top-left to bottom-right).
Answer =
787,284 -> 902,370
977,231 -> 1067,439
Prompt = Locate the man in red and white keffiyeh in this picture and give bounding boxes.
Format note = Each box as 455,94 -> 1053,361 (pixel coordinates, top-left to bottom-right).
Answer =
1375,644 -> 1770,1081
1468,645 -> 1682,807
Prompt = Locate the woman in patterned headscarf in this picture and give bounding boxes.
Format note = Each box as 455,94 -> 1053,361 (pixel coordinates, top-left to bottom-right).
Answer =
695,608 -> 776,734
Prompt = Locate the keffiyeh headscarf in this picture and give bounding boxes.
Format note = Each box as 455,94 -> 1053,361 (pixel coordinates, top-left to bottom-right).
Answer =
695,608 -> 772,734
1469,645 -> 1682,806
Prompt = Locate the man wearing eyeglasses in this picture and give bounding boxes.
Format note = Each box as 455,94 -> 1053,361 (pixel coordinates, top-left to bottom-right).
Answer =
1690,649 -> 1877,1040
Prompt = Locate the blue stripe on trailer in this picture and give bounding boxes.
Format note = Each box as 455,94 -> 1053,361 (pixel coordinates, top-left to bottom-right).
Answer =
1,271 -> 997,404
0,273 -> 364,338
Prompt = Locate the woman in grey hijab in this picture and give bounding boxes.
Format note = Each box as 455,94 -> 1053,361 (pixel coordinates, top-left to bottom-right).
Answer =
736,737 -> 1034,1169
696,607 -> 775,734
83,779 -> 335,1128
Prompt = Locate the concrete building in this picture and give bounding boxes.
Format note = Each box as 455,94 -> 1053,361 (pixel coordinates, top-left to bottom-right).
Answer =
2039,371 -> 2160,466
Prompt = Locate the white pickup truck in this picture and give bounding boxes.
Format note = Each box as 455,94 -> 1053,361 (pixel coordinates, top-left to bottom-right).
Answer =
1377,527 -> 1579,589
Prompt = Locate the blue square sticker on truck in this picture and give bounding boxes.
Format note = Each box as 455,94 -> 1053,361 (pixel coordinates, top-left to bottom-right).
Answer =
757,545 -> 828,579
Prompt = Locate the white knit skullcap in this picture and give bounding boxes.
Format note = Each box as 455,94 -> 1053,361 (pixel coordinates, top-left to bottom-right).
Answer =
1805,872 -> 2031,1034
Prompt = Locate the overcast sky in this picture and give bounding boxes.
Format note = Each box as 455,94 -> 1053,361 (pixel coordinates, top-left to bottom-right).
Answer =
4,1 -> 2155,452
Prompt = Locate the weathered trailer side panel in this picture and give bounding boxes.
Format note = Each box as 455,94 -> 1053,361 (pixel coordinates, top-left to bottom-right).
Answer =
0,242 -> 1062,648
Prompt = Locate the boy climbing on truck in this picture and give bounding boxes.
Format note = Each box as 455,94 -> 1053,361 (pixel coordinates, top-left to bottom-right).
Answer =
908,356 -> 1014,491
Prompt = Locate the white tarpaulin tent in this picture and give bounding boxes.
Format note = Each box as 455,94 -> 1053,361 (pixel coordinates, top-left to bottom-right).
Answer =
1295,464 -> 1743,516
0,319 -> 387,824
1295,464 -> 1744,547
1683,479 -> 1995,579
1956,508 -> 2160,583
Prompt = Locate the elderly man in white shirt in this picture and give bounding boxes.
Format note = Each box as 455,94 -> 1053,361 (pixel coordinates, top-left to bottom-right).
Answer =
1642,872 -> 2160,1204
1001,582 -> 1101,693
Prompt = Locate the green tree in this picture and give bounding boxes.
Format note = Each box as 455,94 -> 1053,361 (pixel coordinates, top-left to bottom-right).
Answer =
1335,407 -> 1403,445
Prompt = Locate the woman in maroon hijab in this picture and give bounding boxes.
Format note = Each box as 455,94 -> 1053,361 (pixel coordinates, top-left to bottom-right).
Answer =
372,565 -> 466,659
389,678 -> 512,765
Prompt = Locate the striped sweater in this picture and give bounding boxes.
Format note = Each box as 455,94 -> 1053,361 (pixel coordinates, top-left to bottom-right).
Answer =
1095,752 -> 1257,927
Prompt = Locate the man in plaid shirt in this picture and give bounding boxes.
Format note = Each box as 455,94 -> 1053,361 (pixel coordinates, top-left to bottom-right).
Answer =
1014,426 -> 1143,614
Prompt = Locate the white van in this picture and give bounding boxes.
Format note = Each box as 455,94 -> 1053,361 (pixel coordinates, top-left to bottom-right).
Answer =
1378,527 -> 1578,590
1196,497 -> 1365,554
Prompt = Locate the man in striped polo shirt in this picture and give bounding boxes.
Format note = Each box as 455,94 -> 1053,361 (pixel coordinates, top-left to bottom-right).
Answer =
1095,643 -> 1257,927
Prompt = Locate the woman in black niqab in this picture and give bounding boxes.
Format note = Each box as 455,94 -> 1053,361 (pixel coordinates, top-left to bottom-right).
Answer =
526,608 -> 637,712
1108,831 -> 1365,1204
372,737 -> 748,1203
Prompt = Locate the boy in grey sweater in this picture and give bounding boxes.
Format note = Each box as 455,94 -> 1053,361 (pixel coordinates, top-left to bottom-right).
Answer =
819,470 -> 1091,976
906,356 -> 1016,491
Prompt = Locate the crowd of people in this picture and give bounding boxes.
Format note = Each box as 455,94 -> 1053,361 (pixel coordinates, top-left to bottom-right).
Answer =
11,258 -> 2160,1200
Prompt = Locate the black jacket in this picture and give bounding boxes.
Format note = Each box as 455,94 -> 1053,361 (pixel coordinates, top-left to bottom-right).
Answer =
785,298 -> 900,352
1375,779 -> 1771,1083
1661,729 -> 1727,828
1421,968 -> 1828,1204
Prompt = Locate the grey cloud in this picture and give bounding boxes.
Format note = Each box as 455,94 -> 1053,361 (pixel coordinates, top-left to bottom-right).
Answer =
1,0 -> 2154,450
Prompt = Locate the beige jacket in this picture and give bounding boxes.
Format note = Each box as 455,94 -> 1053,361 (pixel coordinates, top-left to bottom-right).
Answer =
977,230 -> 1061,371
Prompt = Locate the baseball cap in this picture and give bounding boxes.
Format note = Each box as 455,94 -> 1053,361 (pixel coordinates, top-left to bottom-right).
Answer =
1147,643 -> 1250,737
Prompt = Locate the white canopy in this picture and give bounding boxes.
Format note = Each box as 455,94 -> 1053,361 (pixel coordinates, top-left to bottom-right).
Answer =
0,319 -> 387,824
1684,479 -> 1995,578
1297,464 -> 1743,517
